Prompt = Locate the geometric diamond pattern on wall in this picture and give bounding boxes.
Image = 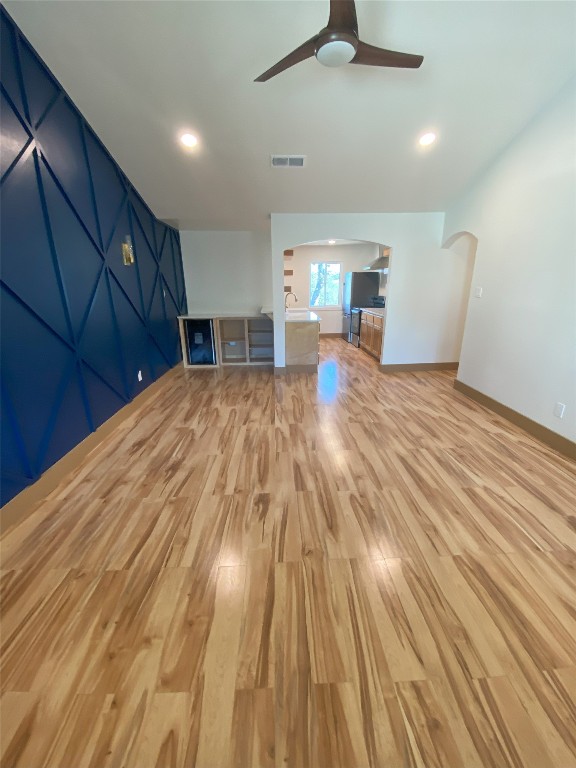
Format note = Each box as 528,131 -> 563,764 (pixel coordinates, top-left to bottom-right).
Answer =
0,8 -> 187,506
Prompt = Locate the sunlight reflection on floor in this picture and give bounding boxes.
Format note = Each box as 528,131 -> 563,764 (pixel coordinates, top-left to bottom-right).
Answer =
318,359 -> 339,404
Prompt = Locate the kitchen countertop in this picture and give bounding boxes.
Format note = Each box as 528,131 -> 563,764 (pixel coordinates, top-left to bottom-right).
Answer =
285,310 -> 319,323
179,310 -> 269,319
262,309 -> 320,323
181,309 -> 373,321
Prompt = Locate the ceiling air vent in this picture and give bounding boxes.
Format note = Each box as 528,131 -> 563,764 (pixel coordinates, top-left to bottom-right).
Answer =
271,155 -> 306,168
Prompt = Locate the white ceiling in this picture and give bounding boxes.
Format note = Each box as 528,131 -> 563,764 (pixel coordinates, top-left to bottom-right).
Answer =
6,1 -> 576,231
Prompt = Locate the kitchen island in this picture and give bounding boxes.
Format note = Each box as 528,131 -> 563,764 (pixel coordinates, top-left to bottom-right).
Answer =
263,308 -> 321,372
285,310 -> 320,371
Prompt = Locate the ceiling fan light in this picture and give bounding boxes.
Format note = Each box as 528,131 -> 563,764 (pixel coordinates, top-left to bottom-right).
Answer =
418,132 -> 436,146
180,133 -> 198,148
316,40 -> 356,68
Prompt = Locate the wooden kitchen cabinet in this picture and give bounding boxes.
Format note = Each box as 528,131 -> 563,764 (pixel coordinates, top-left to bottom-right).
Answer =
360,311 -> 384,360
361,318 -> 373,350
372,326 -> 383,358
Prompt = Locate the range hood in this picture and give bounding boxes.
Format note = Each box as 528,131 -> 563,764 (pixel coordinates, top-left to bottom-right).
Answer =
363,248 -> 390,271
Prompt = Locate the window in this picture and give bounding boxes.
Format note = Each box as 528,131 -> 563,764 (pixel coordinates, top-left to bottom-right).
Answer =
310,262 -> 341,307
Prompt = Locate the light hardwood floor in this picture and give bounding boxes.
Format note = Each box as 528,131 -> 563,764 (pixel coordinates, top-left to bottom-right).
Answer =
1,338 -> 576,768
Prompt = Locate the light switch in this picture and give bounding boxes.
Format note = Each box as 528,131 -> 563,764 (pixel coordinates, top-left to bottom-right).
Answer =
474,286 -> 483,298
553,402 -> 566,419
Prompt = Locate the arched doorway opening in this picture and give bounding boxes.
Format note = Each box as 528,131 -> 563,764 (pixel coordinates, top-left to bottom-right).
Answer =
442,230 -> 478,363
282,238 -> 390,339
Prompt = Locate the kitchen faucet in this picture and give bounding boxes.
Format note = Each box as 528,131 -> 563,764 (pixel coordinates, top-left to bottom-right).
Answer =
284,292 -> 298,309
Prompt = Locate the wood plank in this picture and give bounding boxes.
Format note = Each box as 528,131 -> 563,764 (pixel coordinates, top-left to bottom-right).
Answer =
475,676 -> 557,768
195,564 -> 246,768
230,688 -> 275,768
273,561 -> 313,768
236,548 -> 275,689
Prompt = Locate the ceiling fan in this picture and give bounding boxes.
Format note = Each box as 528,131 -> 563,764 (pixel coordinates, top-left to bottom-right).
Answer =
255,0 -> 423,82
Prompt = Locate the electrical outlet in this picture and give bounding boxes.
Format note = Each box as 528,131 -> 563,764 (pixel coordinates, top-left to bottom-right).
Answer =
553,402 -> 566,419
137,370 -> 143,382
474,286 -> 483,298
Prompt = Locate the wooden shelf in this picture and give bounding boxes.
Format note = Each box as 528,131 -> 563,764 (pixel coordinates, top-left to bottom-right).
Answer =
217,316 -> 274,366
247,317 -> 273,365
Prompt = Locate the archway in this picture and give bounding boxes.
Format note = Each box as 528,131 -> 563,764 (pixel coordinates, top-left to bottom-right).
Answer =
282,238 -> 390,337
442,230 -> 478,362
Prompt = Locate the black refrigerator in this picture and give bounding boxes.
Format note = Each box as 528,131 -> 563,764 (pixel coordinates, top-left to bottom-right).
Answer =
342,272 -> 380,342
342,271 -> 380,314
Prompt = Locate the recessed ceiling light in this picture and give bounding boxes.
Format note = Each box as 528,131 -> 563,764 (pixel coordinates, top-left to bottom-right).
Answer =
328,239 -> 336,245
418,132 -> 436,147
180,133 -> 198,148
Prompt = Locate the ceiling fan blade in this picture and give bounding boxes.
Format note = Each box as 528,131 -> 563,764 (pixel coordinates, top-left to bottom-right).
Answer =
255,37 -> 317,82
328,0 -> 358,33
351,41 -> 423,69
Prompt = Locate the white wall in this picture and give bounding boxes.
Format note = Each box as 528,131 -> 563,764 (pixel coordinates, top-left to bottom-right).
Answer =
180,230 -> 272,315
288,243 -> 379,334
272,212 -> 471,367
444,79 -> 576,441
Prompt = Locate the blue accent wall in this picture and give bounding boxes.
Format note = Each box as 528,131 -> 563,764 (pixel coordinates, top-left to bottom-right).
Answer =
0,8 -> 187,506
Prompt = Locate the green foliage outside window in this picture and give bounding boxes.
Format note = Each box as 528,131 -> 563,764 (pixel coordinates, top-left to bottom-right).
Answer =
310,262 -> 341,307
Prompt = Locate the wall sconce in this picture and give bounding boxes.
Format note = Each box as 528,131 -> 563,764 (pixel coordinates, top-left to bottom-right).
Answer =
122,235 -> 135,265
